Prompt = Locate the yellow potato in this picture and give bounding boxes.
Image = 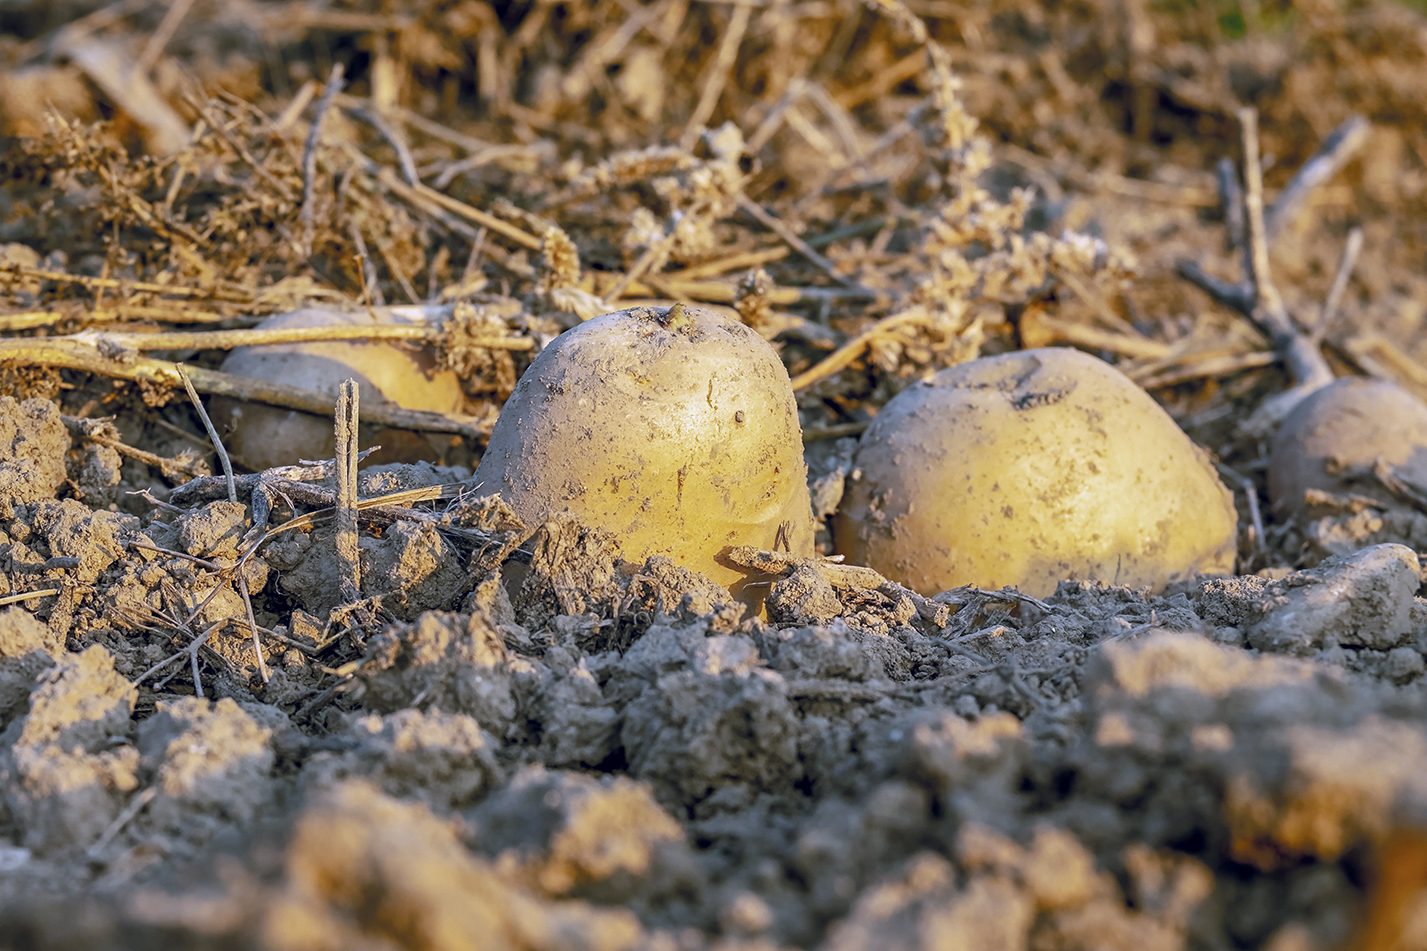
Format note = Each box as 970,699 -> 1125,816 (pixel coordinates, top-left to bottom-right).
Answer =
473,303 -> 815,612
210,307 -> 466,471
1267,377 -> 1427,516
834,348 -> 1238,597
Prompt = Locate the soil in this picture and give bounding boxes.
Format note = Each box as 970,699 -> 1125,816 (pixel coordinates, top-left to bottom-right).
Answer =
1,0 -> 1427,948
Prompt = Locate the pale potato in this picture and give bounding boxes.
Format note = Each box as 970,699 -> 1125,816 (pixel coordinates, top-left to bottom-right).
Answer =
1267,377 -> 1427,516
834,348 -> 1238,597
472,303 -> 815,612
210,307 -> 466,471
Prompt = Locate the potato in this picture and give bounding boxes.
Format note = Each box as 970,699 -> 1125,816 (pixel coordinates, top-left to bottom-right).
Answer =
833,348 -> 1238,597
1267,377 -> 1427,516
472,303 -> 815,611
210,307 -> 466,471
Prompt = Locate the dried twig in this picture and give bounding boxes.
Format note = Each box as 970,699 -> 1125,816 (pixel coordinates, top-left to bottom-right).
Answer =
62,415 -> 207,479
178,365 -> 269,683
680,0 -> 753,150
0,589 -> 61,608
790,307 -> 930,391
1215,461 -> 1266,564
85,786 -> 157,858
334,380 -> 362,606
176,365 -> 235,504
737,195 -> 860,287
346,104 -> 420,187
301,64 -> 346,257
0,336 -> 489,438
1312,226 -> 1364,344
1266,115 -> 1369,239
381,172 -> 542,251
1176,109 -> 1337,434
71,323 -> 531,353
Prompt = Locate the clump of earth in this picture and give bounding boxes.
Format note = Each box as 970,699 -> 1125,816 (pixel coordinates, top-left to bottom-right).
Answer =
2,393 -> 1426,950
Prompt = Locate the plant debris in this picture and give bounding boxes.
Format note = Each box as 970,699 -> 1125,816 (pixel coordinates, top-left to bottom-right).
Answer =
2,0 -> 1427,947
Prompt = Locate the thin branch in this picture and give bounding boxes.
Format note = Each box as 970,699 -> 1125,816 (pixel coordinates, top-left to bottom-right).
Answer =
301,64 -> 346,257
1239,108 -> 1335,393
790,307 -> 930,391
134,0 -> 197,76
334,380 -> 361,606
346,104 -> 420,187
0,337 -> 489,438
380,171 -> 542,250
176,365 -> 236,504
1174,260 -> 1255,314
77,323 -> 531,353
1215,156 -> 1245,252
1311,226 -> 1364,345
1266,114 -> 1369,239
737,195 -> 860,287
680,0 -> 753,150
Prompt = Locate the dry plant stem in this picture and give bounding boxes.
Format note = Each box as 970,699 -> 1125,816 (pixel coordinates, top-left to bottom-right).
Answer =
334,380 -> 362,606
736,195 -> 858,286
3,306 -> 233,330
681,0 -> 753,151
301,64 -> 346,257
675,246 -> 788,280
80,325 -> 527,351
349,221 -> 383,306
1215,461 -> 1267,562
170,452 -> 377,505
0,312 -> 61,332
0,589 -> 60,608
91,325 -> 530,352
179,365 -> 269,682
1025,312 -> 1171,360
1215,157 -> 1246,252
176,365 -> 235,504
62,416 -> 206,478
134,619 -> 223,696
238,572 -> 268,684
0,337 -> 487,438
1,265 -> 253,302
790,307 -> 929,391
1312,226 -> 1364,344
86,787 -> 157,859
1344,334 -> 1427,398
602,237 -> 676,305
274,80 -> 318,130
1175,260 -> 1255,314
1129,350 -> 1276,390
381,173 -> 542,251
802,421 -> 869,441
346,105 -> 420,187
196,102 -> 294,203
1267,115 -> 1369,239
1239,108 -> 1334,394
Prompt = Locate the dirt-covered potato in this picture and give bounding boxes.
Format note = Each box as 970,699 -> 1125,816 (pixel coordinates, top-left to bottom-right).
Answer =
210,307 -> 466,471
834,347 -> 1238,597
473,303 -> 815,611
1267,377 -> 1427,516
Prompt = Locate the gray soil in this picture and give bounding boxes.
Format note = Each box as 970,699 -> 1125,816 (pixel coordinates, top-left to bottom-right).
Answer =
1,393 -> 1426,950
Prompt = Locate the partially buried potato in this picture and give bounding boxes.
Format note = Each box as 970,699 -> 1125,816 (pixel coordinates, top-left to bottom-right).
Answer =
210,307 -> 466,471
472,303 -> 816,611
1267,377 -> 1427,516
834,347 -> 1238,597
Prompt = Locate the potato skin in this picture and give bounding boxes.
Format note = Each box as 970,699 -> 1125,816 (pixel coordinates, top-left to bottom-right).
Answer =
473,304 -> 815,610
1268,377 -> 1427,515
210,308 -> 465,471
833,348 -> 1237,597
